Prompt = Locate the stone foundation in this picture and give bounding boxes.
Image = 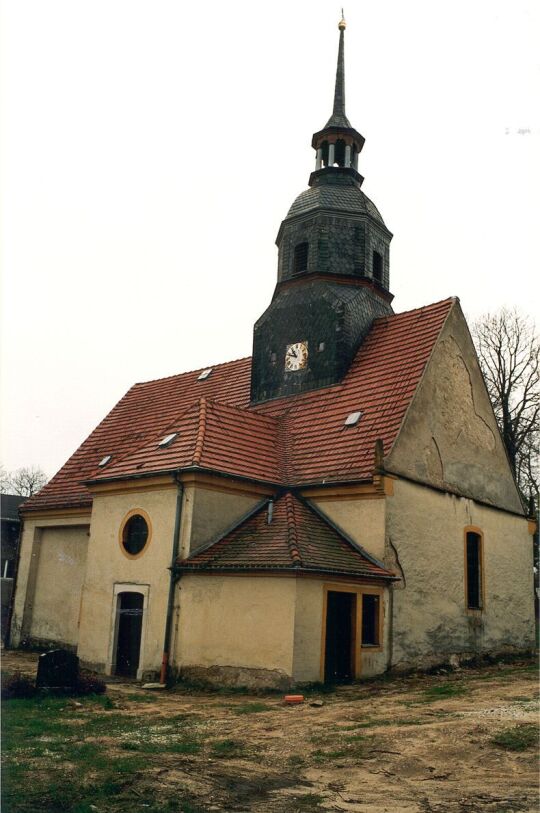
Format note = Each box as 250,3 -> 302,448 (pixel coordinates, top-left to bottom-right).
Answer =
177,664 -> 292,691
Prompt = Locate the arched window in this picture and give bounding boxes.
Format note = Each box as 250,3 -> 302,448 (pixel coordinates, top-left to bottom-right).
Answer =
321,140 -> 329,167
372,250 -> 383,284
294,242 -> 309,275
334,139 -> 346,166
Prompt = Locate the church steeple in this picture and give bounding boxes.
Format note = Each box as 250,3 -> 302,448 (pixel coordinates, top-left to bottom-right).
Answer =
250,17 -> 393,404
325,13 -> 350,128
311,14 -> 365,177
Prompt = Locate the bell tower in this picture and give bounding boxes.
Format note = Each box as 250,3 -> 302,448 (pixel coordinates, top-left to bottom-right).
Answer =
251,16 -> 393,404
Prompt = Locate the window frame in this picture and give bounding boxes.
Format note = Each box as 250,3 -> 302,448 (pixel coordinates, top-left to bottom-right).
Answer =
118,509 -> 152,560
464,526 -> 485,612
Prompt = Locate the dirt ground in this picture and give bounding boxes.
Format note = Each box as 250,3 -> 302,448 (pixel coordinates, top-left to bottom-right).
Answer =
2,649 -> 539,812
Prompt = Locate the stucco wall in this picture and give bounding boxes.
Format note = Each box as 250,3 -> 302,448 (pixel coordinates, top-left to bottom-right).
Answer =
387,478 -> 535,669
386,302 -> 523,514
312,497 -> 386,561
10,516 -> 90,648
292,579 -> 390,682
186,486 -> 261,556
174,574 -> 297,684
77,486 -> 177,676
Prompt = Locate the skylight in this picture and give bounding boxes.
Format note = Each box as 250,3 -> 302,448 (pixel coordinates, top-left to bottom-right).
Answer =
198,368 -> 213,381
158,432 -> 178,448
98,455 -> 112,467
344,411 -> 363,427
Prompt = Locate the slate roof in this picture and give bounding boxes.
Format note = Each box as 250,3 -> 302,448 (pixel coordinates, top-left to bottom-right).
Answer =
21,298 -> 455,514
286,184 -> 385,225
177,491 -> 395,579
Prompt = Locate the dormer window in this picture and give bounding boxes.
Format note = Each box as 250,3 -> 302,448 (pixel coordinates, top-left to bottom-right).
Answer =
373,251 -> 383,284
293,242 -> 309,275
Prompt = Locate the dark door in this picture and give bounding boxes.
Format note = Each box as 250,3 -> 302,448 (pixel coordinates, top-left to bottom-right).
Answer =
324,591 -> 356,682
115,592 -> 144,677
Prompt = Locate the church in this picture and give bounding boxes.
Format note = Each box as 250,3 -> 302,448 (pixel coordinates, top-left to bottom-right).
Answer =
10,19 -> 535,687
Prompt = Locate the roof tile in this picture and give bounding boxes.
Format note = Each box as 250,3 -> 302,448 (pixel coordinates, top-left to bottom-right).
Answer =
22,299 -> 454,512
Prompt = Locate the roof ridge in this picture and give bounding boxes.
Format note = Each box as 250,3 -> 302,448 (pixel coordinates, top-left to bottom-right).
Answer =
375,297 -> 457,325
284,492 -> 302,567
133,356 -> 251,388
192,397 -> 208,466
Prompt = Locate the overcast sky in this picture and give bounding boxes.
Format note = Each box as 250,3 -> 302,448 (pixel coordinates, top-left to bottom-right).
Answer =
1,0 -> 539,480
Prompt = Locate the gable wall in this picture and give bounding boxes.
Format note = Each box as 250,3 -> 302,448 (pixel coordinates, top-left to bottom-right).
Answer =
10,515 -> 91,649
385,302 -> 523,513
387,478 -> 535,670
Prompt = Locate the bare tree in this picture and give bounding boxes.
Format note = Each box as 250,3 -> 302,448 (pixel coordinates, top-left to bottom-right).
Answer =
472,308 -> 539,502
1,466 -> 48,497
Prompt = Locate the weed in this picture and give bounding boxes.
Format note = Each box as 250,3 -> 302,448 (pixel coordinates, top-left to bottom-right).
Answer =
491,724 -> 538,752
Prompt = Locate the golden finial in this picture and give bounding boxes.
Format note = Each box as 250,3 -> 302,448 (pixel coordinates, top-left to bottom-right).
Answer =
338,9 -> 346,30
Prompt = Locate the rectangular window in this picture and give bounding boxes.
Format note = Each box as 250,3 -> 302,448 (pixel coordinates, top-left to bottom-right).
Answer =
466,532 -> 483,609
372,250 -> 383,283
361,594 -> 380,646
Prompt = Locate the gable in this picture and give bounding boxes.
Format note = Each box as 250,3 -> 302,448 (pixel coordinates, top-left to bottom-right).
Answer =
385,301 -> 524,514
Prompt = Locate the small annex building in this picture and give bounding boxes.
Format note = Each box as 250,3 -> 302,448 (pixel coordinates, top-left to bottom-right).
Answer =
10,19 -> 535,687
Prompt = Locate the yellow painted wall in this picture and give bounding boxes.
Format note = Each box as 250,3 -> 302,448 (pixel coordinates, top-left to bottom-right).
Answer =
10,515 -> 90,647
312,497 -> 386,561
387,478 -> 535,669
77,486 -> 178,676
174,574 -> 297,678
293,579 -> 390,681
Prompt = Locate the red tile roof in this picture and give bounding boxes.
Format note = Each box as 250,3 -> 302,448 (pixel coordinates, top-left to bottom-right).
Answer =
178,492 -> 395,579
22,298 -> 454,513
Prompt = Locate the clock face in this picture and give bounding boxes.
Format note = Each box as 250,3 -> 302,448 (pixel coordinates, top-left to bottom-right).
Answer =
285,341 -> 308,371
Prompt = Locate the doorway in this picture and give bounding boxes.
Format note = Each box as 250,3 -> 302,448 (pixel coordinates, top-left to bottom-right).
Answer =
115,591 -> 144,677
324,591 -> 356,682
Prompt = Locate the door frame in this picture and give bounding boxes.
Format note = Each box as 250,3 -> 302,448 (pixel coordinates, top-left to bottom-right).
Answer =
320,583 -> 384,681
107,583 -> 150,680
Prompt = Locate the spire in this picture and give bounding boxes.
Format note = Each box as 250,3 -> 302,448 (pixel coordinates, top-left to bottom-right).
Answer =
310,15 -> 365,178
325,12 -> 351,129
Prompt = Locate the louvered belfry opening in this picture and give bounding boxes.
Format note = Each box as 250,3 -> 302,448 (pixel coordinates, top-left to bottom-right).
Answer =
293,241 -> 309,274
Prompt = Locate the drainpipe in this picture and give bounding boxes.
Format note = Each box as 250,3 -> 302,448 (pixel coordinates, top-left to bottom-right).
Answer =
160,476 -> 184,685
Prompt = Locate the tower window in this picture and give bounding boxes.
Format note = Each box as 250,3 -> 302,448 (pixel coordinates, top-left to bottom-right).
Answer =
466,531 -> 483,610
372,250 -> 383,284
293,242 -> 309,275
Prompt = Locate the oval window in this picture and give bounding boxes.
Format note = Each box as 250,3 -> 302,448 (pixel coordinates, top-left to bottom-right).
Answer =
121,514 -> 149,556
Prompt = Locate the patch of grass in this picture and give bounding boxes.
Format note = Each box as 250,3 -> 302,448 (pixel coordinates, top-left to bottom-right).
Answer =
287,754 -> 305,767
123,692 -> 155,703
290,792 -> 325,809
233,701 -> 273,714
420,683 -> 468,701
210,738 -> 246,758
491,724 -> 538,752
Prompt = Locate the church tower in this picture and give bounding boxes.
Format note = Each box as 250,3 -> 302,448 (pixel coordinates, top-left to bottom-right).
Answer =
251,16 -> 393,403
